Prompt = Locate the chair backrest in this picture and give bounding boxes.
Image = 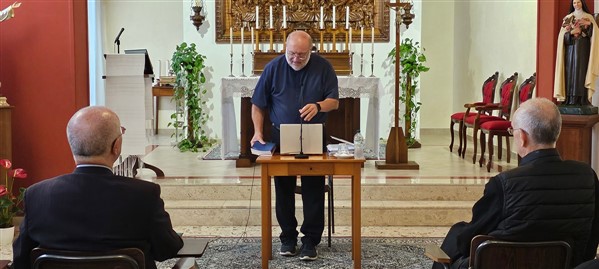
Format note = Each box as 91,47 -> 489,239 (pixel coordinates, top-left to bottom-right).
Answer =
31,247 -> 145,269
469,235 -> 572,269
497,72 -> 519,120
518,72 -> 536,105
481,71 -> 499,105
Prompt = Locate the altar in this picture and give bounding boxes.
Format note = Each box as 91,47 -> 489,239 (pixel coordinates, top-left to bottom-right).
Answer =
221,76 -> 381,167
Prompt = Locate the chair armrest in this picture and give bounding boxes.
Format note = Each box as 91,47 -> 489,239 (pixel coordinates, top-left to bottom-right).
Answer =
172,257 -> 198,269
475,103 -> 502,112
0,260 -> 10,269
424,244 -> 451,264
464,102 -> 486,108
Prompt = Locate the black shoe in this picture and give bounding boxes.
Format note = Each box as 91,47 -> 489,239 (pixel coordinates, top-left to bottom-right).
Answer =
280,241 -> 298,256
299,243 -> 318,261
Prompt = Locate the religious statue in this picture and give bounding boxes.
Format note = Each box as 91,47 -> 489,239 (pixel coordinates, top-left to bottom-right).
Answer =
0,2 -> 20,22
554,0 -> 599,111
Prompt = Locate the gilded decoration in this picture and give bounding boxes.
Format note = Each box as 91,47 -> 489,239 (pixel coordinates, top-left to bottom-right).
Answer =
215,0 -> 390,43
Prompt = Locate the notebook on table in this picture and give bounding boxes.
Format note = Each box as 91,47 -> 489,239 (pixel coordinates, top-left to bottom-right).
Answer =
279,123 -> 323,155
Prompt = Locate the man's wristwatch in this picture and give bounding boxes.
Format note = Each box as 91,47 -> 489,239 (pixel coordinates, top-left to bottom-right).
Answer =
314,103 -> 321,112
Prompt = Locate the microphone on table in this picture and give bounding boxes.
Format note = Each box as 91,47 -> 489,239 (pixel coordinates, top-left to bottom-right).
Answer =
295,75 -> 309,159
114,27 -> 125,54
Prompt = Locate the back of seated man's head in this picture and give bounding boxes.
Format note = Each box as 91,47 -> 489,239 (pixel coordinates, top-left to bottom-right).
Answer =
511,98 -> 561,157
66,106 -> 122,164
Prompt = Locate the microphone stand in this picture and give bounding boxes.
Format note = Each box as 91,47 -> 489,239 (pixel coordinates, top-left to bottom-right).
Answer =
114,28 -> 125,54
295,76 -> 309,159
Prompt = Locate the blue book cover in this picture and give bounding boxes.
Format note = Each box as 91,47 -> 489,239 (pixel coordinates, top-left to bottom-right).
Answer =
251,142 -> 276,156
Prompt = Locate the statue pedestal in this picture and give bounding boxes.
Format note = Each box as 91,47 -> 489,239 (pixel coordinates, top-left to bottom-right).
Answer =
558,105 -> 598,115
556,114 -> 599,164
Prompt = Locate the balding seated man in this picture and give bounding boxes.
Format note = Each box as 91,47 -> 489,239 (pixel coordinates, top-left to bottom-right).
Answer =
12,106 -> 183,269
432,98 -> 599,269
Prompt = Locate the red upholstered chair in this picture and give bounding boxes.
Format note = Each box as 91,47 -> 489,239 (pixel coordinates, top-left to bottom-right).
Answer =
460,72 -> 518,163
449,72 -> 499,155
479,73 -> 536,171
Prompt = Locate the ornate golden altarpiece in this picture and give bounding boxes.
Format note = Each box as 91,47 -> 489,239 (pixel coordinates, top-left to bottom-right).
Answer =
215,0 -> 390,74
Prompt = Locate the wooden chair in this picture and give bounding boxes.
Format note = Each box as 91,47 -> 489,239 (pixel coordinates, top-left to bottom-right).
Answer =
295,175 -> 335,247
31,247 -> 199,269
461,72 -> 518,164
426,235 -> 572,269
449,71 -> 499,155
479,73 -> 536,171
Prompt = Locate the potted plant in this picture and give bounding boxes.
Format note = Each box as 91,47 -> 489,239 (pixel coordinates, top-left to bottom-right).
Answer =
0,159 -> 26,244
388,38 -> 430,148
169,42 -> 215,152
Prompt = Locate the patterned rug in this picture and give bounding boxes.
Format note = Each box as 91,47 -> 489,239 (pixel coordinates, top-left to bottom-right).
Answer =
202,144 -> 386,160
157,237 -> 442,269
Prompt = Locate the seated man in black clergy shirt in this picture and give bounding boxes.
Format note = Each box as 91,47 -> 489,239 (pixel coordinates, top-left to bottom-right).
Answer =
12,106 -> 183,269
250,30 -> 339,261
432,98 -> 599,269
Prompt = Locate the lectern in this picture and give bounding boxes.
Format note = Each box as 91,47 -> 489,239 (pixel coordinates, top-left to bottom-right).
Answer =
104,53 -> 153,157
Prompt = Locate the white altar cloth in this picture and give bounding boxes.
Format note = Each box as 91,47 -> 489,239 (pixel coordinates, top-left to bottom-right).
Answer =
221,76 -> 381,159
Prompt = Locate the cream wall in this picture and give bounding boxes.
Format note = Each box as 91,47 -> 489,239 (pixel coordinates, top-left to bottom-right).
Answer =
97,1 -> 536,145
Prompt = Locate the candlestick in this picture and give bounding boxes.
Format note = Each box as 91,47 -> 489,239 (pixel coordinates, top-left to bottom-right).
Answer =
360,26 -> 364,55
320,6 -> 324,29
283,6 -> 287,28
255,6 -> 259,29
269,5 -> 273,29
345,6 -> 350,29
332,6 -> 336,29
371,26 -> 374,54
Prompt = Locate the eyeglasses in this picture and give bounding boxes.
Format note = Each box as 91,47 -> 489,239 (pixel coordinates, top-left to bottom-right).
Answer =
286,50 -> 310,60
507,127 -> 520,135
120,126 -> 126,135
112,126 -> 126,149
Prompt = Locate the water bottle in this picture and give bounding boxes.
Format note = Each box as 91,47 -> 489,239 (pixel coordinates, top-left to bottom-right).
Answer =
353,130 -> 365,159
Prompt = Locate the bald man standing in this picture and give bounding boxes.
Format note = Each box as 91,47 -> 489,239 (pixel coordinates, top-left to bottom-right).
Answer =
251,31 -> 339,261
13,106 -> 183,269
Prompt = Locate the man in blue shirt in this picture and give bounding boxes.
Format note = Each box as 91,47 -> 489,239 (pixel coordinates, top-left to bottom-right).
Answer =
251,30 -> 339,261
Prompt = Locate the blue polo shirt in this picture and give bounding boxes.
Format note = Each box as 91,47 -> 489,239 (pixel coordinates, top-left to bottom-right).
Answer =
251,53 -> 339,127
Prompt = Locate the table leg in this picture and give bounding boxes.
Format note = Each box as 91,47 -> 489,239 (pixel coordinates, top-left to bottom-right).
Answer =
352,164 -> 362,269
261,165 -> 272,268
154,95 -> 159,135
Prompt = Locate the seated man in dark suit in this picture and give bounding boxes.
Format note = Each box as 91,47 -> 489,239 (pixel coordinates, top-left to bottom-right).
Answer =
433,98 -> 599,269
12,106 -> 183,269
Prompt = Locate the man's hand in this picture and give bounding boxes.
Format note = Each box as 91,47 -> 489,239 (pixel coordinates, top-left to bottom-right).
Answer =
299,103 -> 319,122
250,133 -> 265,147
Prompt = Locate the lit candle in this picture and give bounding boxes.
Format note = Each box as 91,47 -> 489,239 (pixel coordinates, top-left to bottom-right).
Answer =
269,6 -> 273,29
230,27 -> 233,54
255,6 -> 259,29
332,6 -> 336,29
371,26 -> 374,54
320,6 -> 324,29
283,6 -> 287,28
251,27 -> 254,51
360,26 -> 364,55
345,6 -> 349,29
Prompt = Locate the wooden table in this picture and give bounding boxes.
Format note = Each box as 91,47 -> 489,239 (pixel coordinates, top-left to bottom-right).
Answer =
256,155 -> 365,269
151,86 -> 174,134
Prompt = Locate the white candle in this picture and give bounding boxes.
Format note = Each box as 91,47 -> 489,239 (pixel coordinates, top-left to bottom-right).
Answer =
255,6 -> 259,29
251,27 -> 254,51
360,26 -> 364,54
269,6 -> 273,29
332,6 -> 336,29
241,25 -> 245,55
345,6 -> 349,29
371,26 -> 374,54
320,6 -> 324,29
194,0 -> 201,7
348,26 -> 352,51
230,27 -> 233,54
283,6 -> 287,28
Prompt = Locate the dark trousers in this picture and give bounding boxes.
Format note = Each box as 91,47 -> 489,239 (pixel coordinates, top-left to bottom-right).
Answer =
275,175 -> 325,246
432,222 -> 470,269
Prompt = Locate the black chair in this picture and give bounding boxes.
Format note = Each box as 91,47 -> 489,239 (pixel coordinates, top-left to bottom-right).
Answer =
294,175 -> 335,247
31,247 -> 198,269
426,235 -> 572,269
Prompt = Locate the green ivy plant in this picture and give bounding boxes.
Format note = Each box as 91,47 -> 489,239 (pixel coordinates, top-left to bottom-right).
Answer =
169,42 -> 214,152
388,38 -> 430,147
